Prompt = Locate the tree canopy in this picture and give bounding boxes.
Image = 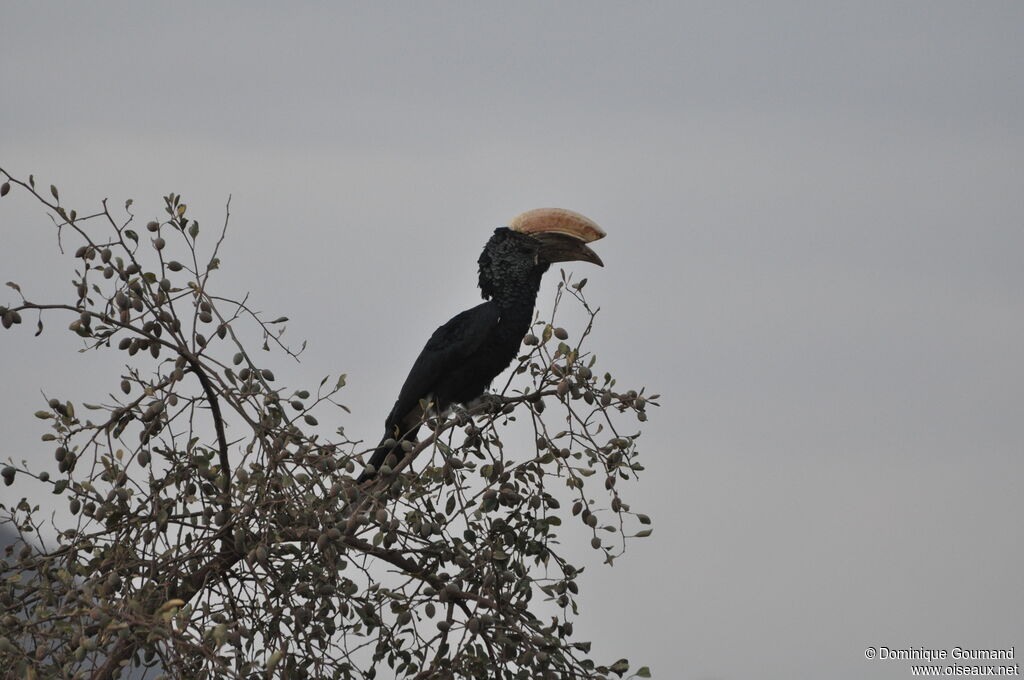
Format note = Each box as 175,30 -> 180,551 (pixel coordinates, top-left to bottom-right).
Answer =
0,170 -> 656,680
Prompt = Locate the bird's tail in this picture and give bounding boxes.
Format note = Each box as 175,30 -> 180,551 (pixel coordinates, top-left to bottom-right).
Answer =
356,424 -> 421,484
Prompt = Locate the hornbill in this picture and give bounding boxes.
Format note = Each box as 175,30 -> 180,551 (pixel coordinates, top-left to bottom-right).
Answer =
357,208 -> 606,483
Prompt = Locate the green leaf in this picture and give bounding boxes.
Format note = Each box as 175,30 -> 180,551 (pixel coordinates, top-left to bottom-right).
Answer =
637,667 -> 652,678
124,230 -> 138,244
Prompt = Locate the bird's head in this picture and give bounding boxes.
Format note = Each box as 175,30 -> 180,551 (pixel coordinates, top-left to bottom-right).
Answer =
478,209 -> 605,300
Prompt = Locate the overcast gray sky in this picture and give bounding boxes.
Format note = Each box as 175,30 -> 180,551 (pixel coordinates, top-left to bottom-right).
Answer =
2,3 -> 1022,679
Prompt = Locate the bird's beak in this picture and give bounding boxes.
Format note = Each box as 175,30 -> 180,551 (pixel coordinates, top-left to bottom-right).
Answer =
509,207 -> 606,267
532,232 -> 604,267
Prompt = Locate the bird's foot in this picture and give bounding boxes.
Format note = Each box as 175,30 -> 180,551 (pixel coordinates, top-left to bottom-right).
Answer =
447,402 -> 474,426
465,392 -> 509,415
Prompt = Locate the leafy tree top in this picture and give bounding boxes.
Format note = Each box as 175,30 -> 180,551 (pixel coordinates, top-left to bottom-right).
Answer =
0,170 -> 656,680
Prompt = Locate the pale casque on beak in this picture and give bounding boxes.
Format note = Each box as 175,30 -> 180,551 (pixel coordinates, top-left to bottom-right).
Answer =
508,208 -> 606,267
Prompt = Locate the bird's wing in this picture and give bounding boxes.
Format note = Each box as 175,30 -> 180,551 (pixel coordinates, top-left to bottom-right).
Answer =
359,301 -> 501,483
385,300 -> 501,434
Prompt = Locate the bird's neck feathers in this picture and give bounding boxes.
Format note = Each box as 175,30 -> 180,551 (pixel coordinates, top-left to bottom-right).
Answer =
480,266 -> 547,310
477,228 -> 549,309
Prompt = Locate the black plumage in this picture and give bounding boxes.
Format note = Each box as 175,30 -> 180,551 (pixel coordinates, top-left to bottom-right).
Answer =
358,225 -> 602,483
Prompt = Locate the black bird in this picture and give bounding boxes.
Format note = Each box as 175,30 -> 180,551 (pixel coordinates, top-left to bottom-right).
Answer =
358,208 -> 606,483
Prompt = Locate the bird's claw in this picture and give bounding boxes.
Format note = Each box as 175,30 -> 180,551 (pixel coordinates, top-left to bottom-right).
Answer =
466,392 -> 508,414
448,403 -> 473,425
